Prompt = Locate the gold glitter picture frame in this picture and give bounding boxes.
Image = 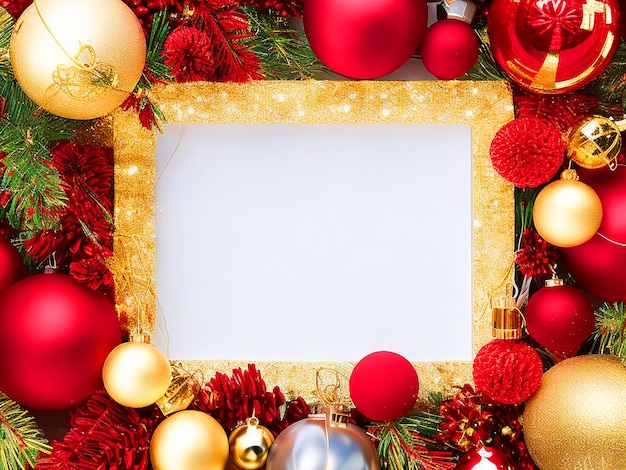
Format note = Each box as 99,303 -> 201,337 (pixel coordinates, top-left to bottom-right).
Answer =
112,80 -> 514,401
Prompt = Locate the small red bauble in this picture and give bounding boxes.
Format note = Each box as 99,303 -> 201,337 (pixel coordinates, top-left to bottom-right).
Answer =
419,19 -> 479,79
303,0 -> 428,79
349,351 -> 418,422
488,0 -> 620,93
561,166 -> 626,301
0,236 -> 27,294
0,273 -> 121,410
473,340 -> 543,405
524,282 -> 594,354
455,445 -> 514,469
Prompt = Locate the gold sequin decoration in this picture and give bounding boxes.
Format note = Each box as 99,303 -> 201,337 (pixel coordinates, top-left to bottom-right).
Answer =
111,80 -> 514,402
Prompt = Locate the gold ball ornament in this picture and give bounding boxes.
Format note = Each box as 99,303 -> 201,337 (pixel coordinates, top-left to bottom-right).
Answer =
567,116 -> 622,170
9,0 -> 146,120
228,417 -> 274,470
523,355 -> 626,470
532,169 -> 603,248
150,410 -> 229,470
102,336 -> 171,408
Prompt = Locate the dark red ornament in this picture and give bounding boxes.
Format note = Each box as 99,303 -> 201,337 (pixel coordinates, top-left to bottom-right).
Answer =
488,0 -> 620,93
349,351 -> 418,422
0,236 -> 27,294
561,166 -> 626,301
303,0 -> 428,79
472,340 -> 543,405
419,19 -> 479,79
524,281 -> 594,354
455,445 -> 514,469
0,273 -> 121,410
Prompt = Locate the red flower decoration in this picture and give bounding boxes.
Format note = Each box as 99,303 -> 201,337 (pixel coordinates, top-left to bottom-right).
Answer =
490,117 -> 565,188
472,339 -> 543,405
193,363 -> 310,435
70,256 -> 115,298
164,26 -> 217,82
515,227 -> 560,279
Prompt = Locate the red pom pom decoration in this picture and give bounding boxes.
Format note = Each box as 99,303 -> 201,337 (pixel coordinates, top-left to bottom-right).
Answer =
303,0 -> 428,79
472,340 -> 543,405
524,281 -> 595,355
0,236 -> 27,294
419,19 -> 480,79
0,273 -> 121,410
490,117 -> 565,188
456,445 -> 514,469
349,351 -> 418,422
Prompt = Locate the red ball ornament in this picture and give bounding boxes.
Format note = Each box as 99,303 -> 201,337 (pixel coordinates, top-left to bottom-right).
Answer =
0,236 -> 27,294
472,340 -> 543,405
0,273 -> 121,410
524,280 -> 594,354
561,166 -> 626,301
488,0 -> 620,93
349,351 -> 418,422
303,0 -> 428,79
419,19 -> 479,79
455,445 -> 514,469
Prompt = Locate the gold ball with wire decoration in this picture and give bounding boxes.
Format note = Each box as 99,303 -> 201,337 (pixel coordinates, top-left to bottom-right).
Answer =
9,0 -> 146,119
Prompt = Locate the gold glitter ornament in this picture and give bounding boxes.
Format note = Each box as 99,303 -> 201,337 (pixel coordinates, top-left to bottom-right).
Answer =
523,355 -> 626,470
102,334 -> 171,408
10,0 -> 146,120
567,116 -> 622,170
532,168 -> 603,248
150,410 -> 229,470
228,417 -> 274,470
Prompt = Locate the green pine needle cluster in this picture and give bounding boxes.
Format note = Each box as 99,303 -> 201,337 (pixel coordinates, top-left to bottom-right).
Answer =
243,8 -> 328,80
592,302 -> 626,361
465,25 -> 509,82
0,393 -> 51,470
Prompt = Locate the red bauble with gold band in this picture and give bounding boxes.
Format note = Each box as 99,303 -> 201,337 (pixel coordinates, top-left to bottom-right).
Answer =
488,0 -> 620,94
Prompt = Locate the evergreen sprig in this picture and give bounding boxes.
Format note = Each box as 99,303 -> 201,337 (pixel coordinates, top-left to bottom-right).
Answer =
588,43 -> 626,117
141,9 -> 173,87
243,7 -> 328,80
592,302 -> 626,362
465,25 -> 509,82
0,393 -> 51,470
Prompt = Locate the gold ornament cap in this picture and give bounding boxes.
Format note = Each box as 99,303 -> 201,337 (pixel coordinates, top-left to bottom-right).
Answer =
492,306 -> 523,339
544,277 -> 564,287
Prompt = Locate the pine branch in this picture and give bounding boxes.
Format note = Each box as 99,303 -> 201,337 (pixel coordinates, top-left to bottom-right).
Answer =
592,302 -> 626,361
369,414 -> 457,470
141,8 -> 173,88
0,7 -> 13,84
0,393 -> 51,470
243,7 -> 328,79
588,43 -> 626,117
465,25 -> 509,82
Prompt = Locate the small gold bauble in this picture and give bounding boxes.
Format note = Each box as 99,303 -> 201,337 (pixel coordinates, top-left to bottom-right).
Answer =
150,410 -> 229,470
228,417 -> 274,470
524,355 -> 626,470
567,116 -> 622,170
102,339 -> 171,408
10,0 -> 146,120
532,170 -> 603,248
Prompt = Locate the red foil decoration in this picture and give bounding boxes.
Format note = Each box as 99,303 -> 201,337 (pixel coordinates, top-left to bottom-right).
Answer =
488,0 -> 621,94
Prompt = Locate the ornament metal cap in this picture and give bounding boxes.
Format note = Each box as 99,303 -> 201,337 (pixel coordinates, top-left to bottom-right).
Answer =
325,405 -> 350,428
544,277 -> 564,287
492,306 -> 524,339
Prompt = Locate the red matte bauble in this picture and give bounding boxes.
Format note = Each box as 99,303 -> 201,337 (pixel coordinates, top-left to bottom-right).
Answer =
0,273 -> 121,410
420,19 -> 480,79
349,351 -> 418,422
561,167 -> 626,301
524,283 -> 594,354
0,236 -> 27,294
488,0 -> 620,93
455,445 -> 514,469
303,0 -> 428,79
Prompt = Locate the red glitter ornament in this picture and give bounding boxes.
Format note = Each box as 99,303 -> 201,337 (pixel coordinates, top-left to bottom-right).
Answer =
488,0 -> 620,93
349,351 -> 419,422
419,19 -> 480,79
490,117 -> 565,188
473,340 -> 543,405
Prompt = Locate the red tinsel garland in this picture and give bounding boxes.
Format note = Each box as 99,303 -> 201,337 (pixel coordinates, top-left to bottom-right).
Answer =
515,227 -> 560,279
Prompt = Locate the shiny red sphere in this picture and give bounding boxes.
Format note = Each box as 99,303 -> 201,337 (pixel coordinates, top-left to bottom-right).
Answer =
0,273 -> 121,410
456,445 -> 514,469
488,0 -> 620,93
303,0 -> 428,78
420,19 -> 480,79
0,236 -> 27,294
349,351 -> 418,422
524,284 -> 594,354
